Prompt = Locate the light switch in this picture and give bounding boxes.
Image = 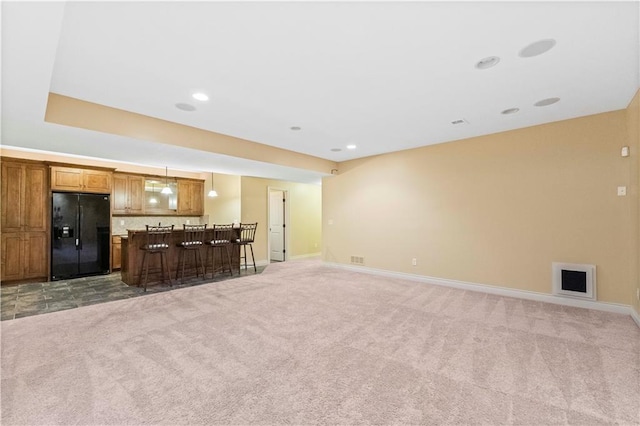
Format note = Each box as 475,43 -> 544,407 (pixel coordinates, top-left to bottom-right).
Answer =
617,186 -> 627,196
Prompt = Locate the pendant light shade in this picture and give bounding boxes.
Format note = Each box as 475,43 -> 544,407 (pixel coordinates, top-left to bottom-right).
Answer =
161,166 -> 172,194
208,172 -> 218,197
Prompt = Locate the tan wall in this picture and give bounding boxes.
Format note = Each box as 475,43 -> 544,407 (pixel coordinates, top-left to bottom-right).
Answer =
203,173 -> 241,225
241,177 -> 322,263
627,91 -> 640,314
323,107 -> 637,305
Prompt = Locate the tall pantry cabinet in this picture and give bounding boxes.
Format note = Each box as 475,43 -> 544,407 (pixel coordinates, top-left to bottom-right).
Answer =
1,160 -> 49,282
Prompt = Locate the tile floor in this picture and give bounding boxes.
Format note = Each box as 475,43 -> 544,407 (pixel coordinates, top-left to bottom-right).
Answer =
1,266 -> 266,321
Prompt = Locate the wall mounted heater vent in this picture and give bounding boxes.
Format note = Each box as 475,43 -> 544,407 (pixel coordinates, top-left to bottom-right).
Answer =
552,262 -> 596,300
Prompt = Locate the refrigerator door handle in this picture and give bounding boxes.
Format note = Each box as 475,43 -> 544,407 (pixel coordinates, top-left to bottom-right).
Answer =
77,205 -> 83,250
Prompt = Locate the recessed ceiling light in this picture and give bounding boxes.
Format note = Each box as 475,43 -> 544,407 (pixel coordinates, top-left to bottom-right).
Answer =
290,126 -> 301,131
475,56 -> 500,70
501,108 -> 520,115
346,144 -> 357,150
331,148 -> 342,152
192,93 -> 209,101
175,103 -> 196,111
534,97 -> 561,107
519,39 -> 556,58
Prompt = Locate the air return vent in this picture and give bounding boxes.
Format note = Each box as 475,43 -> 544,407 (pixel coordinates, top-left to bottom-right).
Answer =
350,256 -> 364,265
552,262 -> 596,300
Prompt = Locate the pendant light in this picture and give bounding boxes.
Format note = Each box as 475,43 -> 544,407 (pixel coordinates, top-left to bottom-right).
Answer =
161,166 -> 172,194
208,172 -> 218,197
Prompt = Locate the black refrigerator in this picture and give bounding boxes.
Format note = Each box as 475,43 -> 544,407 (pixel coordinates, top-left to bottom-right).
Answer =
51,192 -> 111,281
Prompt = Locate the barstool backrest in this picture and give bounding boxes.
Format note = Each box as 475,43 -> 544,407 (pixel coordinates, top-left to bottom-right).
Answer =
238,222 -> 257,243
182,224 -> 206,246
143,225 -> 174,251
212,224 -> 234,245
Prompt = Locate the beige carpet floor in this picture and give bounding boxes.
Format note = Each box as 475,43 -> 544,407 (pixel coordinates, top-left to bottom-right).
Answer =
1,259 -> 639,425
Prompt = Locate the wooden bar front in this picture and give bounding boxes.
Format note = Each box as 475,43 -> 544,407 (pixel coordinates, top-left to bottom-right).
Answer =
121,228 -> 241,287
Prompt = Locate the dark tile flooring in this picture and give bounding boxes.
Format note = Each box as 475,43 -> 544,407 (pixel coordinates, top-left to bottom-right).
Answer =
1,266 -> 266,321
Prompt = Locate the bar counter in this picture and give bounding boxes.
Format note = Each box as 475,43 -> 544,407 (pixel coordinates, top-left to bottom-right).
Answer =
120,228 -> 241,288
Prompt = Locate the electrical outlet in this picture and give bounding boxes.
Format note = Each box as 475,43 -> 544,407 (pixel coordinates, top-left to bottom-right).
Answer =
617,186 -> 627,196
120,220 -> 125,226
186,219 -> 190,225
412,258 -> 417,266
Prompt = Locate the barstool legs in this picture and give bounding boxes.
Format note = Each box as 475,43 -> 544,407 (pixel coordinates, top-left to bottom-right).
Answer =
207,246 -> 233,279
138,251 -> 172,292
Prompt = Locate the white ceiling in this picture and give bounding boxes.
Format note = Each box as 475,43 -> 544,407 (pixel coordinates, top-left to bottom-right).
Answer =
2,1 -> 639,184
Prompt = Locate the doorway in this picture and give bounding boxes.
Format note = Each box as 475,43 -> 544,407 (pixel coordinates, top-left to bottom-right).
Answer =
268,188 -> 288,262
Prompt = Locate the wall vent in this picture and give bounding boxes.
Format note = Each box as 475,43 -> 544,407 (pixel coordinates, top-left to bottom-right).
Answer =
552,262 -> 596,300
451,118 -> 467,125
350,256 -> 365,265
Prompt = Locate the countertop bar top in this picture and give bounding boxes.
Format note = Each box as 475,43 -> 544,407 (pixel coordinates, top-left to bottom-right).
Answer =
124,226 -> 239,235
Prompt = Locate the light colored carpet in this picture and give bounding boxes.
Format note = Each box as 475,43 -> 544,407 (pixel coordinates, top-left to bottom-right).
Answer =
1,259 -> 639,425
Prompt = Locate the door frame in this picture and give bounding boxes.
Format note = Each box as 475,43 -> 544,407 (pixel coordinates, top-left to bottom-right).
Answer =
267,186 -> 290,262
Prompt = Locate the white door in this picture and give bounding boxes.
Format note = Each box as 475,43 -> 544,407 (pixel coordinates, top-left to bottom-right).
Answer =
269,190 -> 285,261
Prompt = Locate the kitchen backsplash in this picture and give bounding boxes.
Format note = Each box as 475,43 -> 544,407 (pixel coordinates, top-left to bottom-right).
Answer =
112,216 -> 205,236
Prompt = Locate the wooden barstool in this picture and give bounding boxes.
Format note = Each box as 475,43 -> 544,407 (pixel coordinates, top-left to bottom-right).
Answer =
175,224 -> 207,283
138,224 -> 174,291
236,222 -> 258,273
206,224 -> 234,279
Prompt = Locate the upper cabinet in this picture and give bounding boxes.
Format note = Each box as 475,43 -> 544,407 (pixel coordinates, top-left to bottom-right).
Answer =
177,179 -> 204,216
51,166 -> 112,193
1,161 -> 48,233
144,177 -> 178,215
113,174 -> 202,216
112,173 -> 145,215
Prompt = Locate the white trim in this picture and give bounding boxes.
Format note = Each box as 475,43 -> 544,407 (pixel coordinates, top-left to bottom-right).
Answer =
324,262 -> 639,323
632,309 -> 640,328
290,252 -> 321,260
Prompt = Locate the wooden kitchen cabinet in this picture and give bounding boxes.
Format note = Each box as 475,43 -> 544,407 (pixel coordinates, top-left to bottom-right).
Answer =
51,166 -> 112,193
1,233 -> 24,281
2,161 -> 48,233
1,160 -> 49,282
1,232 -> 48,282
112,173 -> 144,215
177,179 -> 204,216
111,235 -> 122,270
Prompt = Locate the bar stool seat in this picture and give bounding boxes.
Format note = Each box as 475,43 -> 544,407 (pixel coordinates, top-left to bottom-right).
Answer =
176,224 -> 207,283
235,222 -> 257,273
139,224 -> 174,291
206,224 -> 234,279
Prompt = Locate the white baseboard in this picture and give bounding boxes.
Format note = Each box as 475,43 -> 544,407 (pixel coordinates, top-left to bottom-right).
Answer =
632,309 -> 640,328
325,262 -> 639,327
289,252 -> 321,261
